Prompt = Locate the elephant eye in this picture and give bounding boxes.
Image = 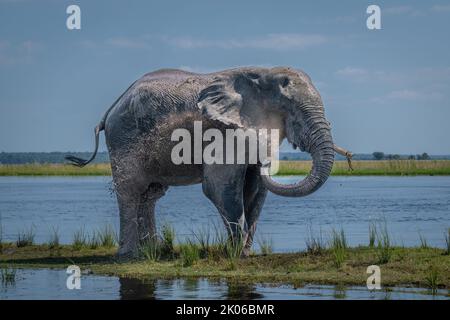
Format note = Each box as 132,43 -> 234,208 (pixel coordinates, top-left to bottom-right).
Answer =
281,77 -> 290,88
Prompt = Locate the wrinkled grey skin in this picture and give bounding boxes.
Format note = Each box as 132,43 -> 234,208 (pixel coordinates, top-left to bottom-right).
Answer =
66,67 -> 334,258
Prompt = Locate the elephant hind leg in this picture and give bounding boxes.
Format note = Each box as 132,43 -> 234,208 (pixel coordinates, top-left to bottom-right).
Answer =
114,178 -> 167,259
137,182 -> 167,243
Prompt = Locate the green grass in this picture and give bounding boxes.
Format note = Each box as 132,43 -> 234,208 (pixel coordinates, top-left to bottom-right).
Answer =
1,244 -> 448,289
277,160 -> 450,176
16,227 -> 35,248
179,240 -> 200,267
161,223 -> 175,258
2,160 -> 450,176
72,227 -> 88,250
48,227 -> 60,249
257,235 -> 274,255
139,238 -> 161,262
419,233 -> 429,249
376,221 -> 392,264
305,225 -> 326,255
330,228 -> 347,268
0,163 -> 111,176
425,266 -> 440,294
369,222 -> 377,248
98,225 -> 117,248
445,228 -> 450,255
0,214 -> 3,254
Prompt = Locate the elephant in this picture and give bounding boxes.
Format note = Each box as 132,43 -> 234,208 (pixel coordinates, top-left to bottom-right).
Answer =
66,67 -> 351,258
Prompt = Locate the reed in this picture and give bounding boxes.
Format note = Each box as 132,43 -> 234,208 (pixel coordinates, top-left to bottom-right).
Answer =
0,214 -> 3,253
161,223 -> 175,258
419,233 -> 429,249
179,239 -> 200,267
257,234 -> 273,255
16,226 -> 35,247
72,227 -> 88,250
48,227 -> 60,249
305,224 -> 326,255
330,228 -> 347,268
445,228 -> 450,255
88,232 -> 100,249
376,220 -> 392,264
425,266 -> 439,294
98,225 -> 117,248
139,238 -> 161,262
369,222 -> 377,248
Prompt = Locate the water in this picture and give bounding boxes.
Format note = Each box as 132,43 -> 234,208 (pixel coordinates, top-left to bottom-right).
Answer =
0,176 -> 449,251
0,269 -> 447,300
1,176 -> 449,300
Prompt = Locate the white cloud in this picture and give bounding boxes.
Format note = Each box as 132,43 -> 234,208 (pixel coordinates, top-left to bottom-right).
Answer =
431,4 -> 450,13
105,37 -> 149,49
0,40 -> 43,65
384,6 -> 414,15
387,89 -> 443,101
165,34 -> 328,50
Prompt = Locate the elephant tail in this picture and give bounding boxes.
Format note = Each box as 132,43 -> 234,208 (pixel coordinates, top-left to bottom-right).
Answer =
65,79 -> 139,167
65,124 -> 103,167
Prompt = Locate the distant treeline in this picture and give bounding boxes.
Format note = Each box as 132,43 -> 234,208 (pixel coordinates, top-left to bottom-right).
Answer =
1,151 -> 449,164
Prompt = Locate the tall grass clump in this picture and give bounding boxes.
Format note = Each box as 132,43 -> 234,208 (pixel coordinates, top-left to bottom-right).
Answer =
88,232 -> 100,249
1,266 -> 17,286
98,225 -> 117,248
161,223 -> 175,257
330,228 -> 347,268
0,214 -> 3,253
179,239 -> 200,267
369,222 -> 377,248
225,232 -> 244,270
419,232 -> 428,249
376,220 -> 392,264
444,228 -> 450,255
257,234 -> 273,255
425,266 -> 439,294
48,227 -> 60,249
192,225 -> 212,258
305,224 -> 325,255
72,227 -> 88,250
139,238 -> 161,262
16,226 -> 35,247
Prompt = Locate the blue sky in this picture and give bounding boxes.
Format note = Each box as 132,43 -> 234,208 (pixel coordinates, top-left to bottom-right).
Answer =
0,0 -> 449,154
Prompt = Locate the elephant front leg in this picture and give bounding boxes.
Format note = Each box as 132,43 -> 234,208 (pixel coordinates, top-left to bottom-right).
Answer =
202,164 -> 248,248
243,166 -> 268,256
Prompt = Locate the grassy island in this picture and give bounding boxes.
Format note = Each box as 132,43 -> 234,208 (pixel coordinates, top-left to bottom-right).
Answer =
1,160 -> 450,176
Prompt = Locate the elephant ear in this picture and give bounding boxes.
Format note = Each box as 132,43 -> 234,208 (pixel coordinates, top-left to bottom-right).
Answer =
198,72 -> 261,128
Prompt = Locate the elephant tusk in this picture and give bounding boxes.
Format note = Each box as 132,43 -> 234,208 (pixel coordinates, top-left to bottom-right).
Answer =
334,144 -> 353,171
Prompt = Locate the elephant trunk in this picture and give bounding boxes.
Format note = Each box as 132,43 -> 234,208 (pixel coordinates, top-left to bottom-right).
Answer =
260,106 -> 334,197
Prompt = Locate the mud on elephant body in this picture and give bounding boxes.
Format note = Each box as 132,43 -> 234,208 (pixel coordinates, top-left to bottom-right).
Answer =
66,67 -> 345,258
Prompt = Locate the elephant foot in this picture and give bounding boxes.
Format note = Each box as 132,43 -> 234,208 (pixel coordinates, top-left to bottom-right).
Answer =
241,246 -> 252,258
116,243 -> 139,261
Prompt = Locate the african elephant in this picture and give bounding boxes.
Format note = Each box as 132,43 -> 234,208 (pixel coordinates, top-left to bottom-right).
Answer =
66,67 -> 347,258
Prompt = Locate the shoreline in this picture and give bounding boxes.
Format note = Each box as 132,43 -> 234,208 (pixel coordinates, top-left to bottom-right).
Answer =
1,244 -> 449,289
1,160 -> 450,176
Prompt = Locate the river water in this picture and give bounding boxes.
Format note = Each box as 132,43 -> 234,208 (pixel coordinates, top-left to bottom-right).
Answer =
0,176 -> 449,299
